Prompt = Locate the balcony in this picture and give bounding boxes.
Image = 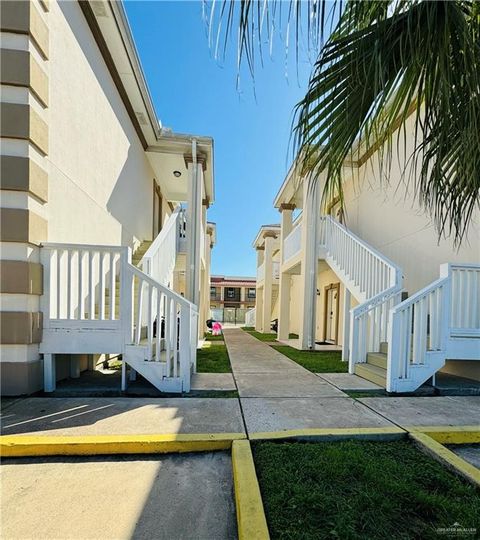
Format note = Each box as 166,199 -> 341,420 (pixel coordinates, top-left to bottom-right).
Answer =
257,261 -> 280,284
283,215 -> 302,263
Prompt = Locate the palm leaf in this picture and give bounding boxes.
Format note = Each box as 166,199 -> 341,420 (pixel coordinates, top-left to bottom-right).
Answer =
205,0 -> 480,244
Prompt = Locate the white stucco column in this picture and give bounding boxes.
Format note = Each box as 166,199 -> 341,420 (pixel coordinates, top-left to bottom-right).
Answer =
262,234 -> 275,333
278,204 -> 294,340
255,247 -> 264,331
342,287 -> 351,362
299,176 -> 320,349
185,142 -> 204,309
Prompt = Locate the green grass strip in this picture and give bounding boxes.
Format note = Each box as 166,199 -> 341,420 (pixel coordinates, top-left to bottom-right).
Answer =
253,440 -> 480,540
273,345 -> 347,373
197,343 -> 232,373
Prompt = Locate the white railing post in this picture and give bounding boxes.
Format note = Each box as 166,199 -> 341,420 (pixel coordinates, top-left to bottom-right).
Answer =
179,303 -> 192,392
120,247 -> 133,347
348,310 -> 358,373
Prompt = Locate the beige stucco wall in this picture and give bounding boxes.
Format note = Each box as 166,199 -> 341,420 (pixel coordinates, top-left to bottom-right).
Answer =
46,0 -> 157,248
341,116 -> 480,295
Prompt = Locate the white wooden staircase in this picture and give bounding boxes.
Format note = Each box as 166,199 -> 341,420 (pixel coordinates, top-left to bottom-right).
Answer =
40,208 -> 198,394
318,216 -> 480,392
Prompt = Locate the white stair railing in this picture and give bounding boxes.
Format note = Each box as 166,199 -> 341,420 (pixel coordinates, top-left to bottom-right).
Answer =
140,207 -> 181,285
124,263 -> 197,392
318,216 -> 403,371
40,242 -> 197,393
387,263 -> 480,392
40,244 -> 129,355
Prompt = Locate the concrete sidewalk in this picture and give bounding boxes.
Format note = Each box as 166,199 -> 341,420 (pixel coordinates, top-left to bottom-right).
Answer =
1,452 -> 237,540
1,397 -> 245,436
223,329 -> 396,433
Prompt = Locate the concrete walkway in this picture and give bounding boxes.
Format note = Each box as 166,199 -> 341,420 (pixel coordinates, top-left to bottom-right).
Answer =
1,397 -> 245,437
1,452 -> 237,540
223,329 -> 396,434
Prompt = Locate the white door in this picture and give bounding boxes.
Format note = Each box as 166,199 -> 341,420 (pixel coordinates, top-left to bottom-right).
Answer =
325,284 -> 339,343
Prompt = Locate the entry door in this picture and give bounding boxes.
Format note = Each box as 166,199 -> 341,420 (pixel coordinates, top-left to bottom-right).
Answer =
153,182 -> 162,238
324,283 -> 340,344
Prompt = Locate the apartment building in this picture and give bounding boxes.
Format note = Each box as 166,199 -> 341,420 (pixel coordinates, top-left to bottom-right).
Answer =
252,225 -> 280,333
253,114 -> 480,392
0,0 -> 215,395
210,275 -> 256,324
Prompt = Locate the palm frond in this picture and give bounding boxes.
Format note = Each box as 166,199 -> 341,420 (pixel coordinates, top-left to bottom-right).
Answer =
295,0 -> 480,244
205,0 -> 480,244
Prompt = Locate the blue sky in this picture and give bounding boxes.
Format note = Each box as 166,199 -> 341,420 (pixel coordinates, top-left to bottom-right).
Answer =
124,1 -> 312,277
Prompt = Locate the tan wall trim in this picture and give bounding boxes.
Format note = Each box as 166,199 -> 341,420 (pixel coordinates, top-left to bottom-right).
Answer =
0,103 -> 48,154
0,1 -> 49,59
0,208 -> 47,245
0,359 -> 43,395
0,260 -> 43,294
0,311 -> 43,344
1,156 -> 48,201
0,49 -> 49,106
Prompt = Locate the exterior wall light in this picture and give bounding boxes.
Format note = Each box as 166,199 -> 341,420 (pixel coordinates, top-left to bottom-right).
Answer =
173,170 -> 182,178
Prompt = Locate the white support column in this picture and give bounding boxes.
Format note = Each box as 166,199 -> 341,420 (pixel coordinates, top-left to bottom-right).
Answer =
262,235 -> 276,333
278,204 -> 294,340
185,141 -> 203,309
44,353 -> 56,392
255,247 -> 264,331
299,176 -> 320,349
342,287 -> 351,362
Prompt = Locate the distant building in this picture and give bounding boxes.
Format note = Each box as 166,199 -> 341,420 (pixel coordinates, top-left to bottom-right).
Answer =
209,275 -> 256,324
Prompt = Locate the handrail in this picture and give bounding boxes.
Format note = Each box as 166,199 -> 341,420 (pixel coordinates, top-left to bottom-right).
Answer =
390,276 -> 447,314
321,216 -> 402,278
127,263 -> 197,313
318,215 -> 403,371
42,243 -> 126,252
141,206 -> 180,263
139,207 -> 180,285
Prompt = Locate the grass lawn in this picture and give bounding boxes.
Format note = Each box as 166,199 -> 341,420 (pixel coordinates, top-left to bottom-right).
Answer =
204,334 -> 225,341
246,331 -> 278,342
196,343 -> 231,373
253,440 -> 480,540
273,345 -> 347,373
244,330 -> 299,342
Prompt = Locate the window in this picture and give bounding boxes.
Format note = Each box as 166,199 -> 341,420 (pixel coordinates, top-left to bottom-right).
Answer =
247,288 -> 256,299
226,288 -> 235,299
210,287 -> 217,298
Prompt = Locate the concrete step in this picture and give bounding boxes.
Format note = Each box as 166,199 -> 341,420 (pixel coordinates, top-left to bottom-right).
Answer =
354,363 -> 386,388
366,352 -> 387,369
379,341 -> 388,355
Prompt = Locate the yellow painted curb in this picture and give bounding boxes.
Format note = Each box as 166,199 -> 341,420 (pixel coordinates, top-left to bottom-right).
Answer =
232,440 -> 270,540
406,426 -> 480,445
409,432 -> 480,487
0,433 -> 246,457
249,427 -> 406,441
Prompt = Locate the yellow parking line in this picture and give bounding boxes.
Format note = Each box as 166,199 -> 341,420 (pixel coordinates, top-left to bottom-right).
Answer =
409,432 -> 480,487
0,433 -> 246,457
232,440 -> 270,540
